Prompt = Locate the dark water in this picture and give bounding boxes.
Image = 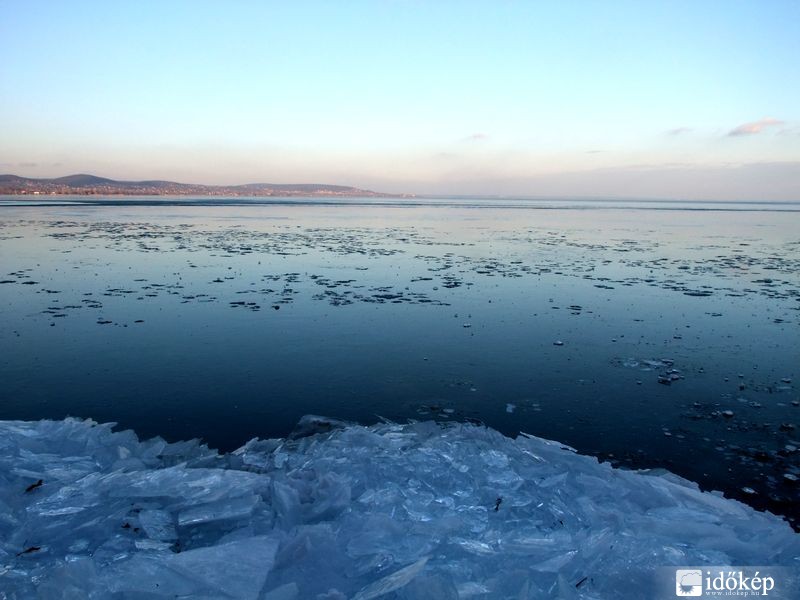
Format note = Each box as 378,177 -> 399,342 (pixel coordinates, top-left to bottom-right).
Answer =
1,196 -> 798,525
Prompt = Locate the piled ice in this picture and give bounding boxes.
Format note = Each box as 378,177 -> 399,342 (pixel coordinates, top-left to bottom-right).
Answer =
1,416 -> 798,599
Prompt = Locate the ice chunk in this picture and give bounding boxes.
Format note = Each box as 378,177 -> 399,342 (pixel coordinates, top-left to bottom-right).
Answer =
263,582 -> 300,600
139,508 -> 178,541
97,535 -> 279,598
166,535 -> 279,598
178,494 -> 261,526
134,538 -> 174,551
288,414 -> 350,440
351,556 -> 429,600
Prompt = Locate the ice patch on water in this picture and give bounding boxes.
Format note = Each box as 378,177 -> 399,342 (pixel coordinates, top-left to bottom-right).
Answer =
0,417 -> 798,598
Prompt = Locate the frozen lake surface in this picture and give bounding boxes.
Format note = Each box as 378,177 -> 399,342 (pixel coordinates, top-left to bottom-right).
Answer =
0,196 -> 798,528
1,416 -> 798,598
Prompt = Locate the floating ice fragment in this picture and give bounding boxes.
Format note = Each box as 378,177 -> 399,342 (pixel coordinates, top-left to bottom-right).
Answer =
288,414 -> 349,440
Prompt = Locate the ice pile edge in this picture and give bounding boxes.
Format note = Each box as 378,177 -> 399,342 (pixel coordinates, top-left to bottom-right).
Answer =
0,416 -> 797,599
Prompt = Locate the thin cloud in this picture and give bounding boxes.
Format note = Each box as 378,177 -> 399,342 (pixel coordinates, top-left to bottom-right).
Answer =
667,127 -> 692,136
463,133 -> 489,142
0,161 -> 61,169
777,126 -> 800,137
0,162 -> 38,168
728,117 -> 784,137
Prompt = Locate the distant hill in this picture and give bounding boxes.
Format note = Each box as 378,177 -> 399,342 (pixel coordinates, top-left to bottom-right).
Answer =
0,174 -> 393,197
52,174 -> 119,186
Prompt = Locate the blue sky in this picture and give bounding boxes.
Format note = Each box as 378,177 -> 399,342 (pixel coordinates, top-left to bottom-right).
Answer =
1,1 -> 798,199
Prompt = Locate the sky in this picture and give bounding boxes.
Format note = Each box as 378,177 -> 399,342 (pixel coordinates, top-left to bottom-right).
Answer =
1,1 -> 799,200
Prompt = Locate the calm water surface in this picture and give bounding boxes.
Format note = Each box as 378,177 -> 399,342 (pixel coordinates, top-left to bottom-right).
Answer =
1,196 -> 798,524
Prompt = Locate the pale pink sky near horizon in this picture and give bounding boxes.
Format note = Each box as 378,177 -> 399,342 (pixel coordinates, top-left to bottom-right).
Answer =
2,2 -> 799,200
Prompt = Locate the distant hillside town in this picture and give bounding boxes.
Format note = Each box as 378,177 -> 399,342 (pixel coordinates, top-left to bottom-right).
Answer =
0,174 -> 396,197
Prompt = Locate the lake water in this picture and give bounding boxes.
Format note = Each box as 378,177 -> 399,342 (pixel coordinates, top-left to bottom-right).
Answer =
1,196 -> 798,526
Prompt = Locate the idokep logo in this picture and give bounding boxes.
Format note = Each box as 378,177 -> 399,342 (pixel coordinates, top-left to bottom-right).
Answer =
674,568 -> 777,597
676,569 -> 703,596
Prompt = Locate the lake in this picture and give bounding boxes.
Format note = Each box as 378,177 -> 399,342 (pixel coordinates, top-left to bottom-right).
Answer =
1,196 -> 798,526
